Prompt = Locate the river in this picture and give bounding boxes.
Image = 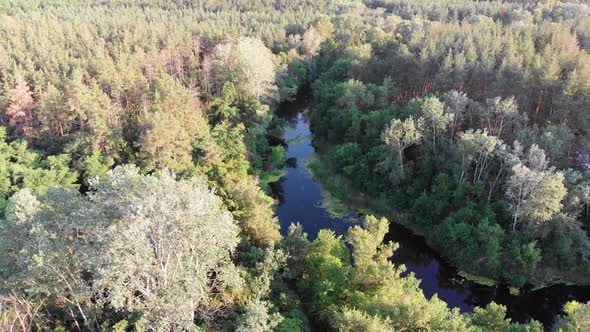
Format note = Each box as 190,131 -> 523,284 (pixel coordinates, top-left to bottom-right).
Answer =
269,92 -> 590,329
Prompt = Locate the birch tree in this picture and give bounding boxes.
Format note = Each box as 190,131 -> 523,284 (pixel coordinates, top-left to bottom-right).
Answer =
484,97 -> 519,138
420,97 -> 453,155
443,90 -> 469,140
521,171 -> 567,228
457,129 -> 498,183
380,116 -> 422,183
506,144 -> 566,231
506,163 -> 541,231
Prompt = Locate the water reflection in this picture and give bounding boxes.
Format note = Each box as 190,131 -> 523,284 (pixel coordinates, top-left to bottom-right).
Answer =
270,93 -> 590,329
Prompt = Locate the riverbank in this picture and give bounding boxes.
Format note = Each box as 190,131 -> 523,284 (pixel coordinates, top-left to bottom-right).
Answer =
270,96 -> 590,328
306,153 -> 590,291
315,144 -> 590,292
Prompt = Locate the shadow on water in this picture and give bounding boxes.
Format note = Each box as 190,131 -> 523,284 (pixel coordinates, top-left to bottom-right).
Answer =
270,90 -> 590,329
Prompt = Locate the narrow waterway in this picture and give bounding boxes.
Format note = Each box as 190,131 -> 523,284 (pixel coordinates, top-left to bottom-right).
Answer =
269,93 -> 590,329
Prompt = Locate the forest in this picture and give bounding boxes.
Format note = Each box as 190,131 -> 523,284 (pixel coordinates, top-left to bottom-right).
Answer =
1,0 -> 590,331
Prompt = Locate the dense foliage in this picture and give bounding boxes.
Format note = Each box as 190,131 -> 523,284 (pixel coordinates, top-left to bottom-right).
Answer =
308,0 -> 590,287
0,0 -> 588,330
2,166 -> 243,330
556,300 -> 590,332
0,0 -> 331,329
285,217 -> 542,331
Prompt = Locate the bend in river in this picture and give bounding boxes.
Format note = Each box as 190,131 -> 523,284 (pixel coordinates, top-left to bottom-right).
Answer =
270,91 -> 590,329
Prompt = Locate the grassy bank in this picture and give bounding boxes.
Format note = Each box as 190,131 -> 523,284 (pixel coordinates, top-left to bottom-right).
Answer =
259,169 -> 287,193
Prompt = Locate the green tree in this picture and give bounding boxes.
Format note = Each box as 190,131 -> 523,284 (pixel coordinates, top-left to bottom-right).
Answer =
380,117 -> 422,183
346,216 -> 398,287
443,90 -> 470,140
556,301 -> 590,332
138,75 -> 205,173
458,129 -> 498,183
0,128 -> 78,215
506,144 -> 566,231
331,307 -> 392,332
484,97 -> 519,138
506,163 -> 542,231
521,171 -> 567,228
236,299 -> 283,332
1,187 -> 99,329
284,223 -> 310,278
91,165 -> 242,330
213,37 -> 277,101
470,302 -> 513,331
420,96 -> 453,155
300,230 -> 351,315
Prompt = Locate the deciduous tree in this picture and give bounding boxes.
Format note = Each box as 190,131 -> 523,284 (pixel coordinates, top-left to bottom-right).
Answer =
380,116 -> 422,183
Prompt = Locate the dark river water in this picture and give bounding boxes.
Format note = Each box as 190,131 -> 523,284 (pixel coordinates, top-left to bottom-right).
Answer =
269,93 -> 590,329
